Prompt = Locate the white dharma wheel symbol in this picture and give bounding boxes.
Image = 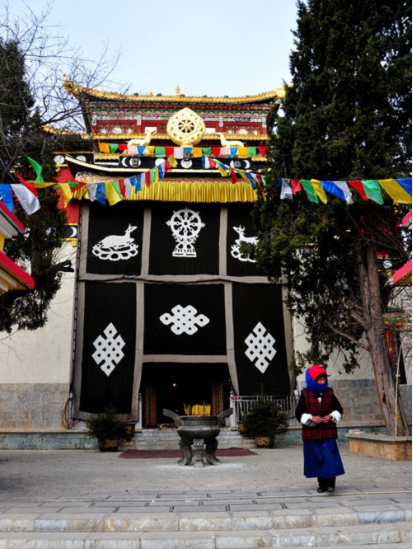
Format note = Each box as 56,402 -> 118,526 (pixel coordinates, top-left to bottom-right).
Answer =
166,208 -> 205,257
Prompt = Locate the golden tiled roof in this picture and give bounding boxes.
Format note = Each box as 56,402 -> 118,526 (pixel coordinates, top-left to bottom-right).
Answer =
64,77 -> 286,104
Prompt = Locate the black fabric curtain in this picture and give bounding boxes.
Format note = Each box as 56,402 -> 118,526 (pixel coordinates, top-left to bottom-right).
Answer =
79,282 -> 137,414
144,283 -> 226,355
232,283 -> 290,396
149,202 -> 220,275
86,202 -> 144,275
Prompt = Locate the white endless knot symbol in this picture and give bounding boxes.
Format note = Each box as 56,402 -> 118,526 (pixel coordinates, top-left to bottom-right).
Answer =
92,323 -> 125,377
245,322 -> 276,373
160,305 -> 210,335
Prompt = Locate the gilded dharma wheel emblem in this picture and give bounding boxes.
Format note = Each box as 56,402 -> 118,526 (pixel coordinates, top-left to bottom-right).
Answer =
167,107 -> 206,146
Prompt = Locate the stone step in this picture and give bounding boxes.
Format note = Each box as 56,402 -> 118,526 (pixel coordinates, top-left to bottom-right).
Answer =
0,507 -> 409,532
0,521 -> 410,548
120,428 -> 256,451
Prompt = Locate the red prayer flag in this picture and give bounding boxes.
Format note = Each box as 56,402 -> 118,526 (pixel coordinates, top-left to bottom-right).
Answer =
165,147 -> 174,157
16,174 -> 38,197
165,159 -> 172,171
118,179 -> 126,197
257,146 -> 266,157
145,171 -> 151,188
348,180 -> 369,201
118,144 -> 128,152
230,167 -> 238,184
291,179 -> 303,194
211,147 -> 221,157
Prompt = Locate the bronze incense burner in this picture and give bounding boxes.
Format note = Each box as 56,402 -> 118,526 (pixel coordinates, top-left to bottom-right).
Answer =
163,408 -> 233,467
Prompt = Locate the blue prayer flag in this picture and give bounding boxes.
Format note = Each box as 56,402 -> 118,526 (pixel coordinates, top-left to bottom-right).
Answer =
396,179 -> 412,196
96,183 -> 106,205
321,181 -> 346,200
0,184 -> 14,212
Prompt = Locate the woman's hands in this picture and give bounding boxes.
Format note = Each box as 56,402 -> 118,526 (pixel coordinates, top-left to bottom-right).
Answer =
311,415 -> 333,424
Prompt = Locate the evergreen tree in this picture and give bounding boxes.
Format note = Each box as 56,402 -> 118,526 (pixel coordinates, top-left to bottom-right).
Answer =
0,3 -> 122,333
0,36 -> 68,333
253,0 -> 411,435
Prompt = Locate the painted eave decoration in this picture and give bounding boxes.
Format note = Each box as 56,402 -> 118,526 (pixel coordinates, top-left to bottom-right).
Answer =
0,201 -> 35,294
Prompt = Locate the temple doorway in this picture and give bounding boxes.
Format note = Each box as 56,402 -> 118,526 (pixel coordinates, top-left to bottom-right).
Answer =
141,362 -> 231,427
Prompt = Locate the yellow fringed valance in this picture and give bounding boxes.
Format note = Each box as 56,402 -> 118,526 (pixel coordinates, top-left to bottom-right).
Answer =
71,180 -> 257,203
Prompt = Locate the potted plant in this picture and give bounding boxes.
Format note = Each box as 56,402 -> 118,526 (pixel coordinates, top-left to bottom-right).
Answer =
84,407 -> 129,452
241,399 -> 289,448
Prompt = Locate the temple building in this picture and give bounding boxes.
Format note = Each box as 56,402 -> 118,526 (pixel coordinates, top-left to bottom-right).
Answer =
56,81 -> 292,427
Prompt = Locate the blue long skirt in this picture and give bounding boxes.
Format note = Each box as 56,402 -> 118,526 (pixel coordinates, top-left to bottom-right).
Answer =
303,439 -> 345,479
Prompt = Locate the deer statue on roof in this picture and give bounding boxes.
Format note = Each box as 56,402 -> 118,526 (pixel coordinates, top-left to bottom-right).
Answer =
217,132 -> 244,148
127,128 -> 156,147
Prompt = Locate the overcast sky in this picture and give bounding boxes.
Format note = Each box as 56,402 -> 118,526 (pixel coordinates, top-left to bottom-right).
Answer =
6,0 -> 298,97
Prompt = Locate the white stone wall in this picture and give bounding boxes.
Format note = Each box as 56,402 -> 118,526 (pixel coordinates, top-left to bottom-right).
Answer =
0,243 -> 76,429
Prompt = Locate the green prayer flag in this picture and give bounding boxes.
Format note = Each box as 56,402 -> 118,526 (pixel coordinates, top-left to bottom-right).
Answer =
111,181 -> 122,199
155,147 -> 166,157
247,147 -> 257,157
202,147 -> 212,155
362,180 -> 384,205
300,180 -> 319,203
109,143 -> 118,153
27,156 -> 44,183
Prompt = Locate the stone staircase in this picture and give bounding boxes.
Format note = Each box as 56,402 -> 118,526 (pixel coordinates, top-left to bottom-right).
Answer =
0,504 -> 410,548
119,427 -> 256,451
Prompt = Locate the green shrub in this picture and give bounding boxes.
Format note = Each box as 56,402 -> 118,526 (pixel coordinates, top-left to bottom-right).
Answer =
84,407 -> 128,441
242,400 -> 289,437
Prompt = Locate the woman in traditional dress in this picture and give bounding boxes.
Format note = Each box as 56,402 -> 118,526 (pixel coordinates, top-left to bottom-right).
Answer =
295,365 -> 345,493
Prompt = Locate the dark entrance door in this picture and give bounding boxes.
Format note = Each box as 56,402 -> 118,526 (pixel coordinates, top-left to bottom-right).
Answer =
141,362 -> 230,427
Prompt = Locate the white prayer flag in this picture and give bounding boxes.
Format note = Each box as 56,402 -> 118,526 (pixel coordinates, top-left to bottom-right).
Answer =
10,184 -> 40,215
281,179 -> 293,200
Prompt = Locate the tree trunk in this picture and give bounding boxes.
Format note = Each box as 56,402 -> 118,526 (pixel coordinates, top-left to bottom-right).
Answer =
357,240 -> 409,436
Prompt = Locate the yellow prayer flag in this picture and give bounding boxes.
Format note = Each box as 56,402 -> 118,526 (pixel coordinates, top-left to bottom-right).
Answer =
168,156 -> 178,168
99,143 -> 110,153
310,179 -> 328,204
238,170 -> 250,183
145,146 -> 155,157
216,162 -> 228,177
377,179 -> 412,205
105,182 -> 123,205
154,167 -> 159,184
58,183 -> 72,208
237,147 -> 248,158
192,148 -> 203,158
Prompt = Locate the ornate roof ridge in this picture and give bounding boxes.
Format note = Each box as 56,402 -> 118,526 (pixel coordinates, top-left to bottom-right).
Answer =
64,77 -> 286,104
83,132 -> 269,141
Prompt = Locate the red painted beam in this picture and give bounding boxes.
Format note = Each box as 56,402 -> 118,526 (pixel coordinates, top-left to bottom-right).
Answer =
392,258 -> 412,285
0,250 -> 35,290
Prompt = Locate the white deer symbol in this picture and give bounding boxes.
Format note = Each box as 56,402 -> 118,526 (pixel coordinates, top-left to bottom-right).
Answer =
92,224 -> 139,261
231,226 -> 258,263
99,224 -> 137,249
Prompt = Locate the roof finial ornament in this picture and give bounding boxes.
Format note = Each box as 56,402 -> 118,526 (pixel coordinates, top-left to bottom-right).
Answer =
175,85 -> 181,97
